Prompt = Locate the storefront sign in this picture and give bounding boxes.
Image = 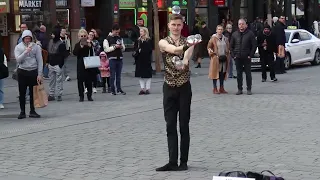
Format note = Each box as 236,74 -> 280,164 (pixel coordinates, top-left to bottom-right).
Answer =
119,0 -> 135,8
81,0 -> 95,7
19,0 -> 42,12
141,0 -> 147,7
213,0 -> 225,6
0,0 -> 9,13
119,0 -> 136,8
172,0 -> 187,6
56,0 -> 67,7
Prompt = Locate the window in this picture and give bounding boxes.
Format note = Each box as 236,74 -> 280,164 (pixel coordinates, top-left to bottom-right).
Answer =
285,32 -> 291,43
240,0 -> 248,19
292,32 -> 301,40
299,32 -> 311,41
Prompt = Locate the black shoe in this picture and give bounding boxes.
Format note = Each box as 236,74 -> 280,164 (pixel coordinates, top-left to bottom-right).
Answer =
18,112 -> 26,119
178,163 -> 188,171
48,96 -> 55,101
29,111 -> 41,118
57,96 -> 62,101
195,64 -> 201,68
79,96 -> 84,102
117,90 -> 126,95
233,75 -> 237,79
271,78 -> 278,82
87,97 -> 94,101
111,91 -> 116,95
139,90 -> 145,95
262,79 -> 266,82
236,90 -> 243,95
145,90 -> 150,95
247,90 -> 253,95
155,163 -> 178,171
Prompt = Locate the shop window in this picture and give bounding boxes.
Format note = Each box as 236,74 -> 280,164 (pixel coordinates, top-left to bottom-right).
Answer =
57,9 -> 69,29
195,0 -> 208,7
119,9 -> 136,46
240,0 -> 248,19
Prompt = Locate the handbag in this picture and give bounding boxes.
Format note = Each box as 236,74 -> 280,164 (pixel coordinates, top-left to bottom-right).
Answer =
83,48 -> 101,69
246,170 -> 285,180
33,83 -> 48,108
0,55 -> 8,79
132,41 -> 141,58
219,55 -> 227,63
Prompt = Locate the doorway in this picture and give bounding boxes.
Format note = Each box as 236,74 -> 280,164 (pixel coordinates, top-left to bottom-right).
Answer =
158,10 -> 168,39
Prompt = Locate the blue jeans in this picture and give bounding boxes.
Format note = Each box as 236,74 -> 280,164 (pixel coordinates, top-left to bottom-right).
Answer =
0,79 -> 3,104
43,65 -> 49,77
109,59 -> 123,92
228,58 -> 234,77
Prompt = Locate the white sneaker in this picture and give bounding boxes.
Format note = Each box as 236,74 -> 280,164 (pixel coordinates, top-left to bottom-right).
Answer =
84,88 -> 88,94
0,104 -> 4,109
65,76 -> 71,81
93,88 -> 97,93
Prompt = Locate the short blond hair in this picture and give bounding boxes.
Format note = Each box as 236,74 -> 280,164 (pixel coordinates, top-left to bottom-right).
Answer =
139,27 -> 150,39
78,29 -> 88,39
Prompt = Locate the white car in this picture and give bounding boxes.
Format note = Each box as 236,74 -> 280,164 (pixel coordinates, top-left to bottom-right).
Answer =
251,29 -> 320,69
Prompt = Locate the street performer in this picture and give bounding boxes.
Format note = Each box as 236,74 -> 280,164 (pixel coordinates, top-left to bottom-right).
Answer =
156,13 -> 200,171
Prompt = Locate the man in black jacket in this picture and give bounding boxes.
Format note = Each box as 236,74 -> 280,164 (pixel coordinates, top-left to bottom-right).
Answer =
273,16 -> 287,74
230,19 -> 257,95
257,24 -> 277,82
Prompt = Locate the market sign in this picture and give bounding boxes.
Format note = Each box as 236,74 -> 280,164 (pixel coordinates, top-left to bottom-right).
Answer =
56,0 -> 67,7
81,0 -> 95,7
119,0 -> 135,8
213,0 -> 225,6
0,0 -> 10,13
19,0 -> 42,12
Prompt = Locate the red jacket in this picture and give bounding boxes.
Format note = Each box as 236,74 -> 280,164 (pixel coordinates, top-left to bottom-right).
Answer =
181,23 -> 190,37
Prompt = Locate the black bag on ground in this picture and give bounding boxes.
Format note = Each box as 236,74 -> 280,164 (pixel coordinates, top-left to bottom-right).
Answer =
219,171 -> 247,177
246,170 -> 285,180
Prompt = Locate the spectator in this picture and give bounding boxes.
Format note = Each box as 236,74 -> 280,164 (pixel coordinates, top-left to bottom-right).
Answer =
230,19 -> 257,95
103,24 -> 126,95
14,30 -> 43,119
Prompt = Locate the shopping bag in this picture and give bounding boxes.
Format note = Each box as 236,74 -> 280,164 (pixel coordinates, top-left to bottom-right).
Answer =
33,83 -> 48,108
83,56 -> 101,69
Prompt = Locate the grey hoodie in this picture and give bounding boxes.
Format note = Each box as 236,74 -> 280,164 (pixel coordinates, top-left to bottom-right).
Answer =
14,30 -> 43,76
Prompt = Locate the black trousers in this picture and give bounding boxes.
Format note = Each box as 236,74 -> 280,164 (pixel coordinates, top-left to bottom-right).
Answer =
261,53 -> 276,80
78,79 -> 92,98
276,57 -> 286,73
17,69 -> 37,113
235,58 -> 252,91
102,77 -> 110,89
163,81 -> 192,164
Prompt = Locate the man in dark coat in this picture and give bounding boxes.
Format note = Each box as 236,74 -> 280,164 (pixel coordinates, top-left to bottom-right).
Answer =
257,24 -> 277,82
272,15 -> 287,74
230,19 -> 257,95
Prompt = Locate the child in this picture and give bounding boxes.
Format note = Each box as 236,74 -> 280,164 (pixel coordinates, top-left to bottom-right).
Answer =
99,51 -> 110,93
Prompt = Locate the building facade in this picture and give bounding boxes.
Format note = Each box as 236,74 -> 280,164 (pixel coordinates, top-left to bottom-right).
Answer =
3,0 -> 81,60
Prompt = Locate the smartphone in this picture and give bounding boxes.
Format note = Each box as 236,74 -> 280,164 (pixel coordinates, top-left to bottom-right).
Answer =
80,37 -> 87,46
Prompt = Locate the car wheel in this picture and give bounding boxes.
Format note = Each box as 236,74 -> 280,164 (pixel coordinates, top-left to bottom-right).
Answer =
284,53 -> 291,70
311,50 -> 320,65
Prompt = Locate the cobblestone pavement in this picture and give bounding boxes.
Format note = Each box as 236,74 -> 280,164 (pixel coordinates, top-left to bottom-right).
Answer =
0,56 -> 320,179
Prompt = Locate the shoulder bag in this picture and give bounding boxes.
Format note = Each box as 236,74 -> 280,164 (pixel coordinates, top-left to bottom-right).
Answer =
0,54 -> 9,79
83,47 -> 101,69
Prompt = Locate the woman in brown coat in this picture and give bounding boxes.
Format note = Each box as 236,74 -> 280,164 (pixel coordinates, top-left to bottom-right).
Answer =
207,25 -> 230,94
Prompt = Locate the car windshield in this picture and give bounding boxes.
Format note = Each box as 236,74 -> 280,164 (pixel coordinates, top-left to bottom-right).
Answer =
285,32 -> 291,43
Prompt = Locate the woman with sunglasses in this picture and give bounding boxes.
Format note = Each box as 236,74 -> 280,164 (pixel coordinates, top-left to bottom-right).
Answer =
73,29 -> 96,102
